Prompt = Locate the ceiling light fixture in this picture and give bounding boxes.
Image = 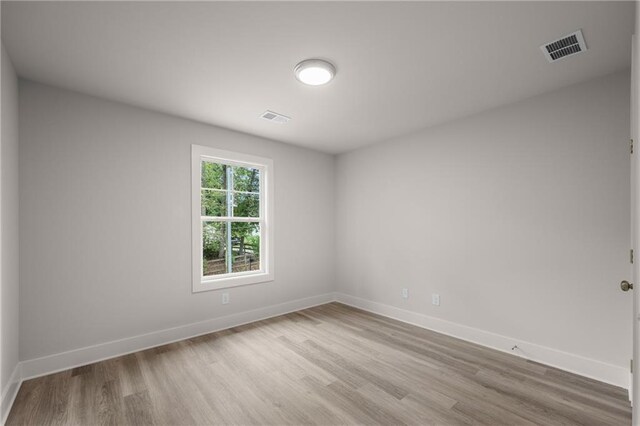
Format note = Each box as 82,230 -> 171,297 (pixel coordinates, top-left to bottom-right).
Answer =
294,59 -> 336,86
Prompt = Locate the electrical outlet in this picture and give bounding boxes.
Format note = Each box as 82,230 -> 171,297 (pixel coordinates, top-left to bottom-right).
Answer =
222,292 -> 230,305
432,294 -> 440,306
401,288 -> 409,299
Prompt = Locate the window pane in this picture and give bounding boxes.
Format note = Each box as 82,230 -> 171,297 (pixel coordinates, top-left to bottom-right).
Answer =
201,161 -> 228,190
233,166 -> 260,193
201,189 -> 227,217
233,193 -> 259,218
231,222 -> 260,273
202,221 -> 227,276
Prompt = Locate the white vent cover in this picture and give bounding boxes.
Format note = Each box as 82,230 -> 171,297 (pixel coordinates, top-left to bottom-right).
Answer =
261,110 -> 291,124
540,30 -> 587,63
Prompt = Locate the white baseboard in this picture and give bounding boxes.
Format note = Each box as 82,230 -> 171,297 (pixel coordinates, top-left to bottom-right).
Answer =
334,292 -> 630,390
1,362 -> 22,425
20,292 -> 335,381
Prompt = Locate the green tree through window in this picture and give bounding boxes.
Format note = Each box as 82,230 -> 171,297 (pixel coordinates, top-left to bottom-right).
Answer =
201,161 -> 261,276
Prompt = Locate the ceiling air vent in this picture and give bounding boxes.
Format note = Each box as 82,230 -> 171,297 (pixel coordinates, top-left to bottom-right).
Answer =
540,30 -> 587,63
261,110 -> 291,124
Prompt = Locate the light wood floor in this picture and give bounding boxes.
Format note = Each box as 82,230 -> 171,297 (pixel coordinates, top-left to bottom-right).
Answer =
7,302 -> 631,425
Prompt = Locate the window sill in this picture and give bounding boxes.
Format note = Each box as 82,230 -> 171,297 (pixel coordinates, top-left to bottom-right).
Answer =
193,272 -> 274,293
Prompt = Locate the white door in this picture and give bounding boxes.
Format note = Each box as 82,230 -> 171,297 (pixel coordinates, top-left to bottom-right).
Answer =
632,34 -> 640,425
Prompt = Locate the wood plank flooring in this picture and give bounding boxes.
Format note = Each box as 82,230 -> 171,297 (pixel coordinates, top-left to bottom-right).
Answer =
7,302 -> 631,425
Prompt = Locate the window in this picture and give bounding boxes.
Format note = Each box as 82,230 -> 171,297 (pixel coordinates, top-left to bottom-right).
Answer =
192,145 -> 274,292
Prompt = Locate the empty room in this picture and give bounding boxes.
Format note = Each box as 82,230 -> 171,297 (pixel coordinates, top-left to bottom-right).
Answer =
1,1 -> 640,425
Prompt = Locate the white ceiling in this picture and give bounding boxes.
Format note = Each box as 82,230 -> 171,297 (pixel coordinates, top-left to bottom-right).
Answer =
2,1 -> 635,154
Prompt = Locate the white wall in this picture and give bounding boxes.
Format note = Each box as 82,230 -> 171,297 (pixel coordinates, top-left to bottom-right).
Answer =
1,42 -> 20,418
336,71 -> 632,381
18,81 -> 335,363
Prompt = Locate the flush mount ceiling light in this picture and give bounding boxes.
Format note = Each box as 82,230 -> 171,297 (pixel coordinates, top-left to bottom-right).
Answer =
294,59 -> 336,86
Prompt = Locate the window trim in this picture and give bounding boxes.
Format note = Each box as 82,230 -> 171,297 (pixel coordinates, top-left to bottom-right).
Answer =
191,144 -> 274,293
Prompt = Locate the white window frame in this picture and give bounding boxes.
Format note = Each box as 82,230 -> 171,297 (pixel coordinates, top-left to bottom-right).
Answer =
192,145 -> 274,292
